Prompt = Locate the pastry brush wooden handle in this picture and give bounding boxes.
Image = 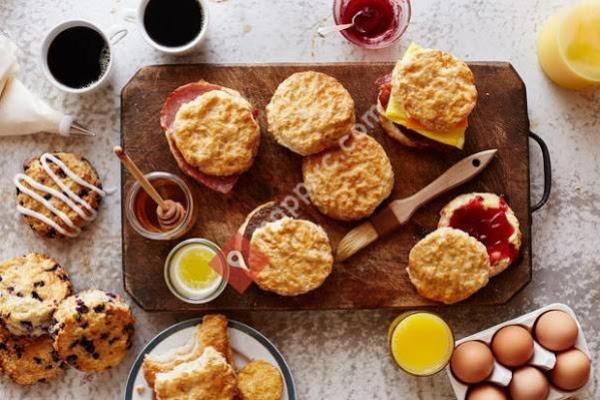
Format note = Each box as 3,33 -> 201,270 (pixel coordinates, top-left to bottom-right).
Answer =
396,149 -> 498,215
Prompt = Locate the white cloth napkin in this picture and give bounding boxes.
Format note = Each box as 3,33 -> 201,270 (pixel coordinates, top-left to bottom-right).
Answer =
0,35 -> 74,136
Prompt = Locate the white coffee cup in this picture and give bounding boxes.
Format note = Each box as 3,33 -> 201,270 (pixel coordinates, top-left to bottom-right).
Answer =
124,0 -> 208,56
40,20 -> 127,94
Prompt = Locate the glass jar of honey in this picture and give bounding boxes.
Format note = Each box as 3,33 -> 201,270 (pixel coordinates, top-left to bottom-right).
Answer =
125,171 -> 197,240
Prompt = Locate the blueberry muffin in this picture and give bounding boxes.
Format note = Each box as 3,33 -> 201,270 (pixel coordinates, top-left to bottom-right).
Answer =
0,327 -> 66,385
0,253 -> 72,337
50,289 -> 135,372
15,152 -> 104,238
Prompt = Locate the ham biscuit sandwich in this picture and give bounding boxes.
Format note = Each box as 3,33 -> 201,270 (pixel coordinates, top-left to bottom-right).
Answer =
160,81 -> 260,193
376,43 -> 477,151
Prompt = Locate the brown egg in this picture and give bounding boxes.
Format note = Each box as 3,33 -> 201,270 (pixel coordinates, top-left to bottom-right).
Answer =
509,366 -> 550,400
450,341 -> 494,384
491,325 -> 534,367
535,310 -> 578,351
551,348 -> 591,391
467,383 -> 508,400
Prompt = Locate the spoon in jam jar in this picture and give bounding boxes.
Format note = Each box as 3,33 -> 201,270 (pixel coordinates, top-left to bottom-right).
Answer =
114,146 -> 186,231
317,9 -> 368,37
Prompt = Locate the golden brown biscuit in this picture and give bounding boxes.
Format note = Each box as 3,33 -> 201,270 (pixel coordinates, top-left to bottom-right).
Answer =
16,152 -> 103,238
172,89 -> 260,176
393,48 -> 477,132
302,133 -> 394,220
408,227 -> 490,304
238,360 -> 284,400
266,71 -> 355,155
0,328 -> 65,385
154,346 -> 236,400
250,217 -> 333,296
50,289 -> 134,372
143,314 -> 232,387
0,253 -> 72,337
438,193 -> 521,277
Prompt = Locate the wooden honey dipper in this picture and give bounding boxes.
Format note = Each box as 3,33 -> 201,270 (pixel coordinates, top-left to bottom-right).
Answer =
114,146 -> 185,231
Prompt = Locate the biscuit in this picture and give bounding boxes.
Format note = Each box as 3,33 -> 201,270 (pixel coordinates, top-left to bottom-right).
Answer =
303,133 -> 394,220
0,328 -> 65,385
16,152 -> 103,238
266,71 -> 355,155
154,346 -> 236,400
172,90 -> 260,176
237,360 -> 284,400
50,289 -> 134,372
408,227 -> 490,304
393,48 -> 477,132
0,253 -> 72,337
250,217 -> 333,296
438,193 -> 521,277
143,314 -> 233,388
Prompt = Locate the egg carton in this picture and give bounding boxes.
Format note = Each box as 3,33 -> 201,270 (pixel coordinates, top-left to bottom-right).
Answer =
446,303 -> 592,400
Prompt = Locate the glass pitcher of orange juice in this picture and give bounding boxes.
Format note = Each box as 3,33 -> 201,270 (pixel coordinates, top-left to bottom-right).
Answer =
538,1 -> 600,89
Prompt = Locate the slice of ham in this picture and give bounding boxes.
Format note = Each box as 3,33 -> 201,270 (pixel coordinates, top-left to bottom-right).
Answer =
160,81 -> 240,194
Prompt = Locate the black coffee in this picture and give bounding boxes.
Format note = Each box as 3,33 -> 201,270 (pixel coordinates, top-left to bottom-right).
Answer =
143,0 -> 203,47
47,26 -> 109,89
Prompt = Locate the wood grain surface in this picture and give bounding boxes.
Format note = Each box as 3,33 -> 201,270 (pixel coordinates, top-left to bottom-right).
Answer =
121,63 -> 531,311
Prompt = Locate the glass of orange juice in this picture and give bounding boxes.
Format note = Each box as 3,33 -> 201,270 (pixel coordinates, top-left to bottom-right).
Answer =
537,1 -> 600,89
388,312 -> 455,376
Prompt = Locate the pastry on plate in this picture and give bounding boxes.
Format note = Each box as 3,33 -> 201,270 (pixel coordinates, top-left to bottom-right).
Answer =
302,132 -> 394,220
160,81 -> 260,193
248,216 -> 333,296
0,327 -> 65,385
0,253 -> 72,337
438,193 -> 521,276
154,346 -> 236,400
376,43 -> 477,150
14,152 -> 105,238
407,227 -> 490,304
237,359 -> 284,400
50,289 -> 134,372
143,313 -> 232,387
266,71 -> 355,155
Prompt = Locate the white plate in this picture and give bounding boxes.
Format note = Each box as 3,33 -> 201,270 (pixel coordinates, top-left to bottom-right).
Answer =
124,318 -> 296,400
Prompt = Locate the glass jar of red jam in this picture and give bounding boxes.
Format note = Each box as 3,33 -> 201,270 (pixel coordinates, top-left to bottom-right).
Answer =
333,0 -> 411,49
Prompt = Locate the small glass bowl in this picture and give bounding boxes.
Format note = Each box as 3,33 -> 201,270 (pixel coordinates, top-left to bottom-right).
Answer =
388,311 -> 455,376
125,171 -> 196,240
164,238 -> 229,304
333,0 -> 412,49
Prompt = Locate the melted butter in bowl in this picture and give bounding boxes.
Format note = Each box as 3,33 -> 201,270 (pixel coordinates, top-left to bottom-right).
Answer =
164,239 -> 228,304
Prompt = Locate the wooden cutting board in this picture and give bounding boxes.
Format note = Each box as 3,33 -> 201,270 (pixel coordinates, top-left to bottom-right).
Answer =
121,63 -> 531,311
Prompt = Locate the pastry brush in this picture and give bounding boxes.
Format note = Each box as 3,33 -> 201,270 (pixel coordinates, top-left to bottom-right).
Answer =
336,149 -> 498,261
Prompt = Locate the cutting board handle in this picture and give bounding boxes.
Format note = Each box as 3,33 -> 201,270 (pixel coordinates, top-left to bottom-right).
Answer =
529,131 -> 552,212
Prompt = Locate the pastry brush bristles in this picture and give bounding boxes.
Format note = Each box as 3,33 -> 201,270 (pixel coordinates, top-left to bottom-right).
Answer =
335,222 -> 379,262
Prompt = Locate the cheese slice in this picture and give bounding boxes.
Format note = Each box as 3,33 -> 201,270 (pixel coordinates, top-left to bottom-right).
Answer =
384,43 -> 467,149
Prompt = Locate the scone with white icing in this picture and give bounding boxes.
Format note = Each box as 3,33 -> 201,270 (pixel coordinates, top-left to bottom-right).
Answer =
15,152 -> 104,238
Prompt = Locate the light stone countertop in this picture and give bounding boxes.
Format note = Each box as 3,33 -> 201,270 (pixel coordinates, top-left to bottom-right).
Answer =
0,0 -> 598,399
